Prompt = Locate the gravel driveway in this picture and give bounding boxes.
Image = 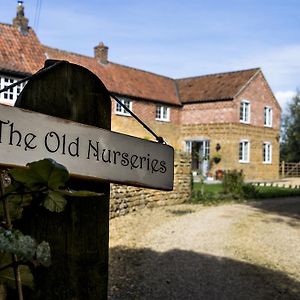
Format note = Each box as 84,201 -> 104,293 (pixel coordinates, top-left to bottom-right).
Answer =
108,198 -> 300,299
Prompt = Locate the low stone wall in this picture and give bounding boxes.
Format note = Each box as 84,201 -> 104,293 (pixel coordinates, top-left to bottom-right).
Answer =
110,151 -> 191,218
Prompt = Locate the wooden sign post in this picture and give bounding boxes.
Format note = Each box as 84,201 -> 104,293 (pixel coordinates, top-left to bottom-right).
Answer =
6,60 -> 174,299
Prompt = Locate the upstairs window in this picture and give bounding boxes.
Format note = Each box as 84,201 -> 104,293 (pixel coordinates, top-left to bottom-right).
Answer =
239,140 -> 250,163
263,142 -> 272,163
264,106 -> 273,127
240,100 -> 250,123
156,105 -> 170,122
115,98 -> 132,116
0,76 -> 24,105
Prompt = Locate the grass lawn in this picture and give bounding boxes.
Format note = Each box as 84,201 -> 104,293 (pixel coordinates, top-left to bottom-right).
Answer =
191,182 -> 300,204
193,183 -> 223,194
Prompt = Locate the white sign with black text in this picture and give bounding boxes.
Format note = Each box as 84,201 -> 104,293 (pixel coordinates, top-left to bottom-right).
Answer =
0,104 -> 174,190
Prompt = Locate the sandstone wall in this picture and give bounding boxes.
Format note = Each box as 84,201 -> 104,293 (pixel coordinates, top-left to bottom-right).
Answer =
110,151 -> 191,218
181,123 -> 280,180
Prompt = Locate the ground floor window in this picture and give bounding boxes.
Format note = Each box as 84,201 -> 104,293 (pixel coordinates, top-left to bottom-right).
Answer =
239,140 -> 250,163
185,140 -> 210,176
263,142 -> 272,163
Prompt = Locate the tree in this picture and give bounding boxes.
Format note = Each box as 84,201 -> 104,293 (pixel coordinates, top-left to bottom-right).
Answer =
281,91 -> 300,162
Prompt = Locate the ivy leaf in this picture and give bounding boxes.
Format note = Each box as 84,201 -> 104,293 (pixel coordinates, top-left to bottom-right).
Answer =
43,191 -> 67,213
61,190 -> 103,197
27,159 -> 69,190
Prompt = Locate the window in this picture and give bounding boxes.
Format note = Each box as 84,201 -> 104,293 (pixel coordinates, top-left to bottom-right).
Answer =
0,76 -> 25,105
263,142 -> 272,163
240,100 -> 250,123
115,98 -> 132,116
264,107 -> 273,127
156,105 -> 170,122
239,140 -> 250,163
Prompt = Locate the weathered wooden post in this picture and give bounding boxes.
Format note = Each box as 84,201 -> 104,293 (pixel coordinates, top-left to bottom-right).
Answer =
15,60 -> 111,299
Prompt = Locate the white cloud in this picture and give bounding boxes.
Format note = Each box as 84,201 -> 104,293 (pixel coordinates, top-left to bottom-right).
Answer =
274,90 -> 296,111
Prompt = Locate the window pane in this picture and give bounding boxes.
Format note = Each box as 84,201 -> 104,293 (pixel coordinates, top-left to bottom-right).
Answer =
156,106 -> 161,119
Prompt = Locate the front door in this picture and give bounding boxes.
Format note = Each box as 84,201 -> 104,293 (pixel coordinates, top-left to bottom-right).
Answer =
186,140 -> 210,176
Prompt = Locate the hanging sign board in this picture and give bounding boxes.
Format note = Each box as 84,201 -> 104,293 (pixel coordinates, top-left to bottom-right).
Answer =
0,104 -> 174,191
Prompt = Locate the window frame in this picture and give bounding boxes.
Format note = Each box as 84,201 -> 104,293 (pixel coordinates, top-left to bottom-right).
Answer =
263,142 -> 272,164
264,106 -> 273,127
240,100 -> 250,124
155,105 -> 170,122
115,98 -> 132,116
239,139 -> 250,163
0,75 -> 24,105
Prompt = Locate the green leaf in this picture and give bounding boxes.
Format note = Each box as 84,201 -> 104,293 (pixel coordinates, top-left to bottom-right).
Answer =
43,191 -> 67,213
61,189 -> 103,197
27,158 -> 69,190
0,253 -> 33,289
9,168 -> 44,191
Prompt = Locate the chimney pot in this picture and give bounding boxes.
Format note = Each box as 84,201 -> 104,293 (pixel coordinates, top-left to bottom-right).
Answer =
94,42 -> 109,64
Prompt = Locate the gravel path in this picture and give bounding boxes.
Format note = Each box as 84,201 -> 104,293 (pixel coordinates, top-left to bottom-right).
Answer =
108,198 -> 300,299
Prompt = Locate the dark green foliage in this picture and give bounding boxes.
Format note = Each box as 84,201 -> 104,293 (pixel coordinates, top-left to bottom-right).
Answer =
255,186 -> 300,198
7,159 -> 102,213
0,228 -> 50,267
0,158 -> 103,296
280,91 -> 300,162
222,170 -> 245,196
191,180 -> 300,205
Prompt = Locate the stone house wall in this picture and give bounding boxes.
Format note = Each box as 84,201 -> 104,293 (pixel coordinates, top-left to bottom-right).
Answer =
181,123 -> 279,180
110,151 -> 191,218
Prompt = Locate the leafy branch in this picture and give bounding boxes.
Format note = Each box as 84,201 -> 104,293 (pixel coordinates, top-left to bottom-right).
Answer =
0,158 -> 103,299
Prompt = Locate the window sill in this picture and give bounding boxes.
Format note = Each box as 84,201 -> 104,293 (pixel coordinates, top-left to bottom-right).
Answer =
115,112 -> 131,117
239,160 -> 250,164
264,125 -> 272,128
263,161 -> 272,164
155,118 -> 170,122
240,120 -> 250,124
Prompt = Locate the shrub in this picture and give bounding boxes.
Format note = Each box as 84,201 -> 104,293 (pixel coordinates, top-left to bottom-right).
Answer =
222,170 -> 245,196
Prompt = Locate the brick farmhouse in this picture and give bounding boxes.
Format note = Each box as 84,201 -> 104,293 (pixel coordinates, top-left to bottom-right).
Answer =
0,3 -> 281,183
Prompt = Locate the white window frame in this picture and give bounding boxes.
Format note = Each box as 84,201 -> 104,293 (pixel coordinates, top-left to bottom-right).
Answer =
263,142 -> 272,164
155,105 -> 170,122
239,139 -> 250,163
115,98 -> 132,116
264,106 -> 273,127
0,75 -> 25,106
240,100 -> 250,124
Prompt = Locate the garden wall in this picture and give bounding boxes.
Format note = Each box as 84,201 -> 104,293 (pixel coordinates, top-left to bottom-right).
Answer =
110,151 -> 191,218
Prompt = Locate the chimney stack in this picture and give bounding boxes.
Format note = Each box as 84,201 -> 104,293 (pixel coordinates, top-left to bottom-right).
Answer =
94,42 -> 109,64
13,1 -> 29,35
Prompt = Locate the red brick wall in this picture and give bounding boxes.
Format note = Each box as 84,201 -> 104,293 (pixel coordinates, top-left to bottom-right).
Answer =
180,71 -> 281,129
111,99 -> 181,125
235,72 -> 281,130
181,101 -> 236,125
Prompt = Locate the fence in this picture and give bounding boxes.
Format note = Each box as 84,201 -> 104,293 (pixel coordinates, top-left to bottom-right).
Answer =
280,161 -> 300,177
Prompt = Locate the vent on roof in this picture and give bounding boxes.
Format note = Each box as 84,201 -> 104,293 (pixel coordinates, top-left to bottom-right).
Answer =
94,42 -> 109,64
12,1 -> 29,35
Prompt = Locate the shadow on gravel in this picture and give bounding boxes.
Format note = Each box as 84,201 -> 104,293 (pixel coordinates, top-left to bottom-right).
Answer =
109,246 -> 300,300
250,197 -> 300,222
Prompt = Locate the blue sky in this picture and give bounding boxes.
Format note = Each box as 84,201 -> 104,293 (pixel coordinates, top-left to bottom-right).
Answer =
1,0 -> 300,110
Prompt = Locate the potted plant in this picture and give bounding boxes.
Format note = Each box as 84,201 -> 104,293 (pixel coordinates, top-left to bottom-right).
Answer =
212,153 -> 221,164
